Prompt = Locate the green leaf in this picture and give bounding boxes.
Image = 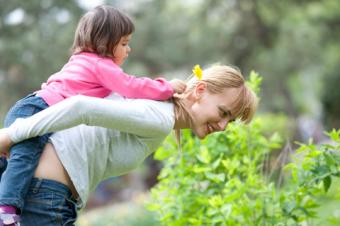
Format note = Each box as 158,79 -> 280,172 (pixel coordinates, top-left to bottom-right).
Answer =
325,129 -> 340,142
324,152 -> 336,166
205,172 -> 225,183
283,200 -> 296,214
323,176 -> 332,192
246,70 -> 262,94
307,150 -> 322,158
221,204 -> 232,218
208,195 -> 223,207
192,166 -> 211,173
196,147 -> 211,164
269,132 -> 283,148
146,203 -> 161,211
211,155 -> 223,169
154,146 -> 172,160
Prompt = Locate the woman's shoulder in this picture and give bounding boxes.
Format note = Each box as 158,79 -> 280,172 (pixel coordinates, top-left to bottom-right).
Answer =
110,94 -> 174,113
105,93 -> 175,132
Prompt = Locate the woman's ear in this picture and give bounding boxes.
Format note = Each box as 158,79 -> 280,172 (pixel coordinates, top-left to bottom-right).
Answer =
194,81 -> 207,100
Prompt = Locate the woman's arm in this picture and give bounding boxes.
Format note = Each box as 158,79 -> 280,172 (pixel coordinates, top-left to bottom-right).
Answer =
8,95 -> 174,143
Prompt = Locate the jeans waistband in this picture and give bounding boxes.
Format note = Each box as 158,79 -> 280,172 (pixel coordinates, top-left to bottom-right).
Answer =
29,177 -> 75,200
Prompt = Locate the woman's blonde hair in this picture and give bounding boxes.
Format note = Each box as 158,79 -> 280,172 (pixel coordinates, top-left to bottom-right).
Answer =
173,64 -> 258,142
71,5 -> 134,58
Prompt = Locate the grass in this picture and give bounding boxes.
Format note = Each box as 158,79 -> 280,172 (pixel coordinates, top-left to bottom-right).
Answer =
76,178 -> 340,226
76,193 -> 161,226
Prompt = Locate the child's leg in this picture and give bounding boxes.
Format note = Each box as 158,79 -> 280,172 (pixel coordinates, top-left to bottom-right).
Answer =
0,135 -> 50,210
0,156 -> 7,181
0,94 -> 49,213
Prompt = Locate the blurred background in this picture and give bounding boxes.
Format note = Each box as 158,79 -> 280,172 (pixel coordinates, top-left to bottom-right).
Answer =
0,0 -> 339,225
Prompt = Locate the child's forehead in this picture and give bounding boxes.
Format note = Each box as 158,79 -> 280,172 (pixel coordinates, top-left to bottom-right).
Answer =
121,34 -> 132,41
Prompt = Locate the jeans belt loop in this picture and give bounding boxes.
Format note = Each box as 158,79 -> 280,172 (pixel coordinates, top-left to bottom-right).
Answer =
32,178 -> 43,193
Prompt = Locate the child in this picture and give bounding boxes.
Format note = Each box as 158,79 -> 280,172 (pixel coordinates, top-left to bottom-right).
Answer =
0,5 -> 185,225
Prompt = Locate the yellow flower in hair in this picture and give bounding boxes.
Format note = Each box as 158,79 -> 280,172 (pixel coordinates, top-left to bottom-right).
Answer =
192,64 -> 203,80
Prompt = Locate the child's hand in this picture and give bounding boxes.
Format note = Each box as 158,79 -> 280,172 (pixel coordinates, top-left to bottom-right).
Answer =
0,128 -> 13,156
170,79 -> 187,94
41,82 -> 47,89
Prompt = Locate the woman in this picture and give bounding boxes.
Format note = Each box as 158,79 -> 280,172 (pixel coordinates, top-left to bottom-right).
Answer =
0,64 -> 257,225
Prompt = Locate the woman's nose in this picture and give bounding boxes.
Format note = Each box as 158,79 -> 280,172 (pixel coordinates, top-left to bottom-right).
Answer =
217,118 -> 228,131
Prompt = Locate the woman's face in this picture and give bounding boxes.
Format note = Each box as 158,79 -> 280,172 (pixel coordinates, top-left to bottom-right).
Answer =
189,84 -> 240,139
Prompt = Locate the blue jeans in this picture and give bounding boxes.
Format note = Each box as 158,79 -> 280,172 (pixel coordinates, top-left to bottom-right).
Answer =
0,94 -> 50,211
0,157 -> 7,181
21,178 -> 78,226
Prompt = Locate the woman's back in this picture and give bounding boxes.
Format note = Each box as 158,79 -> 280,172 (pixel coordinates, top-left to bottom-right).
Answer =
48,93 -> 174,206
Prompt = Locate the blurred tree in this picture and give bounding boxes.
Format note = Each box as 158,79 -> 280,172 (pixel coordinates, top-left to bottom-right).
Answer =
124,0 -> 340,121
0,0 -> 84,120
251,0 -> 340,119
322,66 -> 340,129
1,0 -> 340,129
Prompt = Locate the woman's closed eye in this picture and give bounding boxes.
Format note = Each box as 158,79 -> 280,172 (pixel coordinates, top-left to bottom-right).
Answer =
219,107 -> 231,118
219,107 -> 237,123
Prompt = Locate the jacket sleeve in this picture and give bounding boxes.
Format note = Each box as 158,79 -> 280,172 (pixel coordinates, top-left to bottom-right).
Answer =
95,60 -> 174,100
8,95 -> 174,143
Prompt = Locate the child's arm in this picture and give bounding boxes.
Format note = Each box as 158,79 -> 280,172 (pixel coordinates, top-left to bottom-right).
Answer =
6,95 -> 173,145
96,60 -> 186,100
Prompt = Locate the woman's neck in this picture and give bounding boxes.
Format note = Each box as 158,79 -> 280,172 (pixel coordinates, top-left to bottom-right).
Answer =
173,96 -> 193,129
174,112 -> 189,129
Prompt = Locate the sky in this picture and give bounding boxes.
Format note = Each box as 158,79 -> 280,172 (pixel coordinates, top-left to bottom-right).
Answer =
77,0 -> 104,9
4,0 -> 105,26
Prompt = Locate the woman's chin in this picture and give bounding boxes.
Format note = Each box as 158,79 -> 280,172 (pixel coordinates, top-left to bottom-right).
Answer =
194,130 -> 207,140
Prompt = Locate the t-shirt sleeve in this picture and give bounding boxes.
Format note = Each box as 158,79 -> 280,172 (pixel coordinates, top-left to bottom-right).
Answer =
8,95 -> 174,143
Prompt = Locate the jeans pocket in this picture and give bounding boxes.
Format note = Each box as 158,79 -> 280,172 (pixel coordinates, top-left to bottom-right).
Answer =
61,197 -> 78,226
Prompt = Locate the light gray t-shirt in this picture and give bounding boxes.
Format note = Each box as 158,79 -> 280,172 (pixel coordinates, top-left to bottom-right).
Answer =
8,93 -> 175,208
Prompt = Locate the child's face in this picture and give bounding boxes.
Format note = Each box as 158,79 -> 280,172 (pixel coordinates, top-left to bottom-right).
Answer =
112,34 -> 132,66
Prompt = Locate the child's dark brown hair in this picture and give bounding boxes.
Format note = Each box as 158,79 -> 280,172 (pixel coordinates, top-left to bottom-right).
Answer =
71,5 -> 134,58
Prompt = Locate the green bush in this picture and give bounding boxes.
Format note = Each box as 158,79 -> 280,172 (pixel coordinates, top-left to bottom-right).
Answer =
148,121 -> 340,225
148,72 -> 340,225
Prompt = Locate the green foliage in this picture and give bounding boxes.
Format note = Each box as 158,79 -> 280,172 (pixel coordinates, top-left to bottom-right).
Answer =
286,129 -> 340,193
148,72 -> 340,226
149,124 -> 340,226
149,119 -> 276,225
246,71 -> 262,95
